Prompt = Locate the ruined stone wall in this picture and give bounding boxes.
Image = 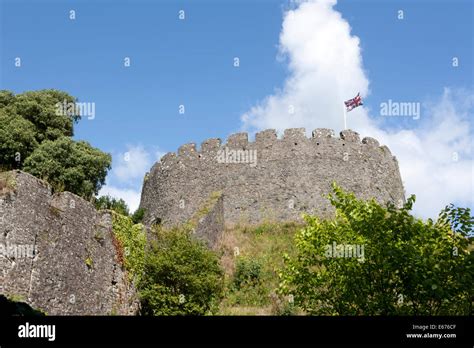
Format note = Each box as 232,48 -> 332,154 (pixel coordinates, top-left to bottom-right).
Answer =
140,128 -> 405,227
193,193 -> 224,249
0,171 -> 138,315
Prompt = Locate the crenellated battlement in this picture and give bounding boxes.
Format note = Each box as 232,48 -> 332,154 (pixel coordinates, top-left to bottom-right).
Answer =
156,128 -> 396,165
140,128 -> 405,227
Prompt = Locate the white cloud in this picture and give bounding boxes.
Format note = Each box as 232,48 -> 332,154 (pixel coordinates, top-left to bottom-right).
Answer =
99,145 -> 167,213
98,185 -> 142,213
241,0 -> 473,219
242,0 -> 370,134
113,145 -> 152,183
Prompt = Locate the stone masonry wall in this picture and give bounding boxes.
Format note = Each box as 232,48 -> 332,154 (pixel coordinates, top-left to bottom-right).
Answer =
140,128 -> 405,227
193,193 -> 224,249
0,171 -> 138,315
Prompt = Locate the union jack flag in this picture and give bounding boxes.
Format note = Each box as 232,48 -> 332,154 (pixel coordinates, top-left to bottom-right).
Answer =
344,93 -> 363,112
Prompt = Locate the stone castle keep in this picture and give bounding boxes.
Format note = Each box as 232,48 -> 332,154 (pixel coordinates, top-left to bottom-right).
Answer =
140,128 -> 405,228
1,127 -> 405,315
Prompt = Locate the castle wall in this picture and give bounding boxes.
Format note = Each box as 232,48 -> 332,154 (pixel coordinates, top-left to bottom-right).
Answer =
193,193 -> 224,249
140,128 -> 405,227
0,171 -> 138,315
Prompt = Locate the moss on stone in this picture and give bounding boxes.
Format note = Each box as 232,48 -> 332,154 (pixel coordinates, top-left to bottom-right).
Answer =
189,191 -> 222,228
0,171 -> 16,195
85,257 -> 93,269
7,293 -> 26,303
49,205 -> 62,217
93,230 -> 105,245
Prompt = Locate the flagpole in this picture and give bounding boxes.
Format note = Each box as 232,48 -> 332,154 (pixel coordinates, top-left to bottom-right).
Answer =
343,103 -> 347,130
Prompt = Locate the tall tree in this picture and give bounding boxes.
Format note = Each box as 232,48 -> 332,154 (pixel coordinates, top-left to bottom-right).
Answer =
1,89 -> 111,200
23,137 -> 111,199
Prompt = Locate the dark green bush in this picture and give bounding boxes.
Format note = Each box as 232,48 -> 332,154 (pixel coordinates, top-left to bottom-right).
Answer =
95,195 -> 130,216
233,257 -> 262,290
138,227 -> 224,315
131,208 -> 146,224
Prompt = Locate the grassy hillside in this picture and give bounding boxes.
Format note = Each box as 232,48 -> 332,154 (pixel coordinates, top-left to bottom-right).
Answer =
217,222 -> 303,315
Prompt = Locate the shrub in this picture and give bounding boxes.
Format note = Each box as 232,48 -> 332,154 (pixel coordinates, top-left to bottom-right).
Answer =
233,257 -> 262,290
131,208 -> 146,224
139,227 -> 224,315
95,195 -> 130,216
269,293 -> 297,316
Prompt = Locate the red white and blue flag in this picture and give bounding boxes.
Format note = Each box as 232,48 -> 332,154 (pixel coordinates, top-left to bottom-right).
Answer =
344,93 -> 363,112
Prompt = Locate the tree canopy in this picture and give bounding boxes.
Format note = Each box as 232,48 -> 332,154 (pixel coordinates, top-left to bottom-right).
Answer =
0,89 -> 80,143
94,195 -> 130,216
23,137 -> 111,199
278,183 -> 473,315
0,89 -> 110,199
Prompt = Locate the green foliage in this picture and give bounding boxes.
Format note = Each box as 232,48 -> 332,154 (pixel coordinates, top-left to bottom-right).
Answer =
0,89 -> 80,143
223,257 -> 267,307
252,223 -> 274,236
0,109 -> 38,168
95,195 -> 130,216
23,137 -> 111,199
233,257 -> 262,290
218,222 -> 302,314
278,183 -> 474,315
0,89 -> 111,200
188,191 -> 222,227
131,208 -> 146,224
0,171 -> 16,192
0,90 -> 15,108
270,293 -> 297,316
437,203 -> 474,236
139,227 -> 224,315
223,280 -> 269,308
111,213 -> 147,283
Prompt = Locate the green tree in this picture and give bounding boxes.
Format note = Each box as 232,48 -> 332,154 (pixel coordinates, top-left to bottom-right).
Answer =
0,89 -> 112,199
131,208 -> 146,224
279,183 -> 473,315
23,137 -> 111,199
0,90 -> 15,108
1,89 -> 80,143
139,227 -> 224,315
0,110 -> 38,169
95,195 -> 130,216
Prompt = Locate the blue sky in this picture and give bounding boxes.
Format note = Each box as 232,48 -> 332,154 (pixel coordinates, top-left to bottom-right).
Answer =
1,0 -> 472,216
